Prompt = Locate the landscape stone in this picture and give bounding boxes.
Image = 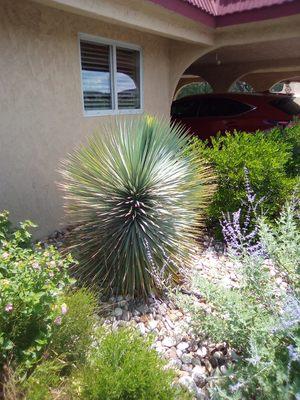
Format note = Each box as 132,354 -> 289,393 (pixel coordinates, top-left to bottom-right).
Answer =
114,307 -> 123,317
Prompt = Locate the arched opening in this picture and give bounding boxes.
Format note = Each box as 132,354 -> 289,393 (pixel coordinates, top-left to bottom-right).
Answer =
229,80 -> 254,93
270,80 -> 300,96
270,82 -> 285,93
175,81 -> 213,100
172,36 -> 300,97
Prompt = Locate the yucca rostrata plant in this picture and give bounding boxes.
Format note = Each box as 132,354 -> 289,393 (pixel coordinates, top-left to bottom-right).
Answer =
60,117 -> 215,297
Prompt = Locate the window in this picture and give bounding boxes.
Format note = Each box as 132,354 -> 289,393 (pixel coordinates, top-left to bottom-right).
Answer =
171,97 -> 253,119
79,34 -> 142,116
270,97 -> 300,116
171,100 -> 200,118
198,98 -> 253,117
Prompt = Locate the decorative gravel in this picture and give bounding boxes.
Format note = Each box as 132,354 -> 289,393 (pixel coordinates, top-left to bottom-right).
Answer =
42,229 -> 285,399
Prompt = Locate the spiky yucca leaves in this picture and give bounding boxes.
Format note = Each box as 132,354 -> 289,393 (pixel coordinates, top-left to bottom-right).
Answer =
60,117 -> 214,297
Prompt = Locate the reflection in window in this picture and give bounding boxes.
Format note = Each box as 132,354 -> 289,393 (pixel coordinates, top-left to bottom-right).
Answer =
79,37 -> 142,115
116,48 -> 140,109
80,41 -> 112,111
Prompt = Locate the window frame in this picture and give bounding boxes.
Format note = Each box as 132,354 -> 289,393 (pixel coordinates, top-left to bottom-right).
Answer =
78,33 -> 144,117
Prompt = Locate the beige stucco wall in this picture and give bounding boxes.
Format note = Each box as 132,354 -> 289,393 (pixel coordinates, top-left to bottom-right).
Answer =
0,0 -> 172,237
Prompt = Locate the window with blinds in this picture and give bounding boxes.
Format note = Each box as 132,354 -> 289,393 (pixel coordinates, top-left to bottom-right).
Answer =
116,48 -> 140,110
79,35 -> 142,115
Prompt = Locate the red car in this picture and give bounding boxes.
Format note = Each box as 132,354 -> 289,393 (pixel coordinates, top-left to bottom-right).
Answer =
171,92 -> 300,140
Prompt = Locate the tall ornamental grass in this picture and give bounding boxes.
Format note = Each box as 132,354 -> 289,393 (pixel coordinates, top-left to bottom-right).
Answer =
60,117 -> 214,297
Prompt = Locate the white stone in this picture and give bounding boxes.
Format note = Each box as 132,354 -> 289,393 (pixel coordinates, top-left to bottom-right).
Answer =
148,319 -> 158,330
196,346 -> 208,358
162,336 -> 177,348
178,375 -> 198,395
167,358 -> 182,370
177,341 -> 189,351
176,348 -> 183,358
192,365 -> 207,386
192,365 -> 206,375
137,322 -> 146,335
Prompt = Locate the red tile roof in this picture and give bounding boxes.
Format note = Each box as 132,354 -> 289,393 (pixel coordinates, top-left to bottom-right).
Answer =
182,0 -> 295,15
148,0 -> 300,28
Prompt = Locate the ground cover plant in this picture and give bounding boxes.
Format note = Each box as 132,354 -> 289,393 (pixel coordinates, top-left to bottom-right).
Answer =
69,328 -> 191,400
9,326 -> 190,400
183,191 -> 300,399
187,124 -> 300,235
60,116 -> 215,297
0,211 -> 191,400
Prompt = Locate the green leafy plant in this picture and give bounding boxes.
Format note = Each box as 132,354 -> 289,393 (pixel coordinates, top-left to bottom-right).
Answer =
259,198 -> 300,289
184,199 -> 300,399
187,128 -> 297,234
3,289 -> 99,400
48,288 -> 98,367
273,123 -> 300,178
69,328 -> 190,400
60,116 -> 215,297
0,211 -> 74,371
21,360 -> 64,400
187,274 -> 274,352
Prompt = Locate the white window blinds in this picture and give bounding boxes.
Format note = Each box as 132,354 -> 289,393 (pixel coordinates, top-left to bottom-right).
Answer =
79,36 -> 142,115
116,47 -> 140,110
80,41 -> 112,111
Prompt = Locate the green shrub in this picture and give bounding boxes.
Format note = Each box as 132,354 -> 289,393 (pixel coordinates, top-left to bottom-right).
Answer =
187,274 -> 274,352
274,123 -> 300,178
188,128 -> 297,233
48,288 -> 98,367
184,200 -> 300,399
0,211 -> 74,370
21,360 -> 64,400
60,116 -> 214,297
259,199 -> 300,289
8,289 -> 99,400
70,328 -> 190,400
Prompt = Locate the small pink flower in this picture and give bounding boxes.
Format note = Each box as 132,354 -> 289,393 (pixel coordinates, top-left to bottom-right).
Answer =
61,303 -> 68,315
2,252 -> 9,260
32,262 -> 41,270
54,316 -> 62,325
49,261 -> 56,268
5,303 -> 13,312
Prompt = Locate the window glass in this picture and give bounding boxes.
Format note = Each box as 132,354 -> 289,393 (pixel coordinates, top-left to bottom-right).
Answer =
198,98 -> 252,117
171,101 -> 199,118
80,41 -> 112,111
80,37 -> 142,114
116,48 -> 140,109
270,97 -> 300,115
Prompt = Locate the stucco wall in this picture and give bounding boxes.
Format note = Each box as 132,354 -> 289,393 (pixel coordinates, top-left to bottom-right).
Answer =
0,0 -> 171,237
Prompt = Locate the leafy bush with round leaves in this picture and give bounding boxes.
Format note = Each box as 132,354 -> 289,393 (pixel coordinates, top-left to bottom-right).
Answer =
60,117 -> 214,297
187,129 -> 297,234
0,211 -> 74,370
